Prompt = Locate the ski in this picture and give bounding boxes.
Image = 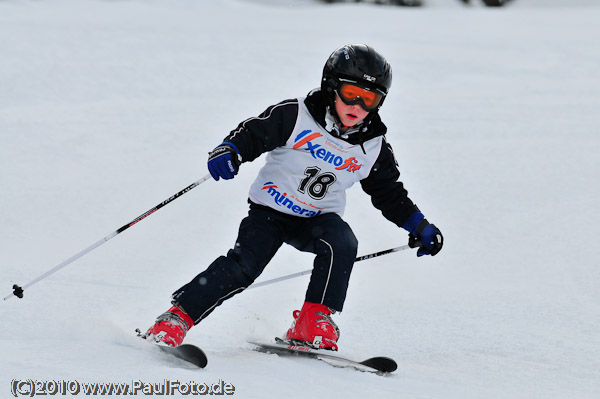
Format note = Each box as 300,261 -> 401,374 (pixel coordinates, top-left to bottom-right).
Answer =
135,329 -> 208,368
249,338 -> 397,374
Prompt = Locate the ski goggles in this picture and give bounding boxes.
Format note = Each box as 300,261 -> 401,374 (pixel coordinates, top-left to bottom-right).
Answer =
336,82 -> 384,111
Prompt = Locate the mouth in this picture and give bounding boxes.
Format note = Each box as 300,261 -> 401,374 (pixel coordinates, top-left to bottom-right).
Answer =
346,113 -> 358,120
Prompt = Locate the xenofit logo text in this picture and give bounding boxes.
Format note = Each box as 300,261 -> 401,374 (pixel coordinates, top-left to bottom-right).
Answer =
292,130 -> 362,173
261,182 -> 322,217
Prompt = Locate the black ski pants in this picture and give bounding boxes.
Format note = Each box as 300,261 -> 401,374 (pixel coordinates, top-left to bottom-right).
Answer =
172,203 -> 358,325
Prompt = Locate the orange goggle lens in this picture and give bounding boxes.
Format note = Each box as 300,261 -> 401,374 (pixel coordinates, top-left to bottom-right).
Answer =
338,83 -> 383,111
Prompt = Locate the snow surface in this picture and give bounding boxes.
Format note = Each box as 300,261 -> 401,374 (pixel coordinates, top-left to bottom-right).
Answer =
1,0 -> 599,398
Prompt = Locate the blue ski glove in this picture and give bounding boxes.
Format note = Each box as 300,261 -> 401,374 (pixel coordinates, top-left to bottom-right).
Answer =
207,142 -> 241,181
402,212 -> 444,257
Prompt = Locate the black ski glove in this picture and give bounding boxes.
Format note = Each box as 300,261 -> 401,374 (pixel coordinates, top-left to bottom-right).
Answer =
403,212 -> 444,257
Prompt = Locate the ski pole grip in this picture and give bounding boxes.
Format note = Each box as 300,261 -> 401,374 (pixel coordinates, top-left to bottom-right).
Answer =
408,234 -> 423,249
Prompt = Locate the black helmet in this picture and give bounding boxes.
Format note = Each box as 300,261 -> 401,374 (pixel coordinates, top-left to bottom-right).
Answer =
321,44 -> 392,113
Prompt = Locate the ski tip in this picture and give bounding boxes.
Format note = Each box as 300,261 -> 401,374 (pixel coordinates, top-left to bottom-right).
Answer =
158,343 -> 208,369
360,356 -> 397,373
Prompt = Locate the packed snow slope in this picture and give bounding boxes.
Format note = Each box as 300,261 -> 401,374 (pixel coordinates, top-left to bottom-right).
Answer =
1,0 -> 599,398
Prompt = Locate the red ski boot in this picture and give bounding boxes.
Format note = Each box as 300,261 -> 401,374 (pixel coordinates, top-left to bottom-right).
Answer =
143,305 -> 194,347
285,302 -> 340,350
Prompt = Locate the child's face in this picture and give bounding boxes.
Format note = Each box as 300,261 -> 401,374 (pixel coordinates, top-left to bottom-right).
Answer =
334,94 -> 370,128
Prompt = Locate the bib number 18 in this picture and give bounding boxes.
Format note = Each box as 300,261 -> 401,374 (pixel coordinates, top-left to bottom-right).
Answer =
298,167 -> 336,200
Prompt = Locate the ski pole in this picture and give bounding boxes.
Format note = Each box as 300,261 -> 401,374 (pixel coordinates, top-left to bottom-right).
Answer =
248,242 -> 419,290
4,174 -> 213,301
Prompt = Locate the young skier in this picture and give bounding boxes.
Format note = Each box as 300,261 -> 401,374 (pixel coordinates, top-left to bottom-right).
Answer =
143,44 -> 443,350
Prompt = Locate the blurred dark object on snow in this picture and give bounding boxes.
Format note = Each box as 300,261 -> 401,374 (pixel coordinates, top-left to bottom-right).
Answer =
320,0 -> 422,5
462,0 -> 514,6
320,0 -> 515,6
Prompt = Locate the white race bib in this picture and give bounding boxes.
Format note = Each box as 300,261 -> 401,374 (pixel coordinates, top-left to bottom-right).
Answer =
248,98 -> 383,217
